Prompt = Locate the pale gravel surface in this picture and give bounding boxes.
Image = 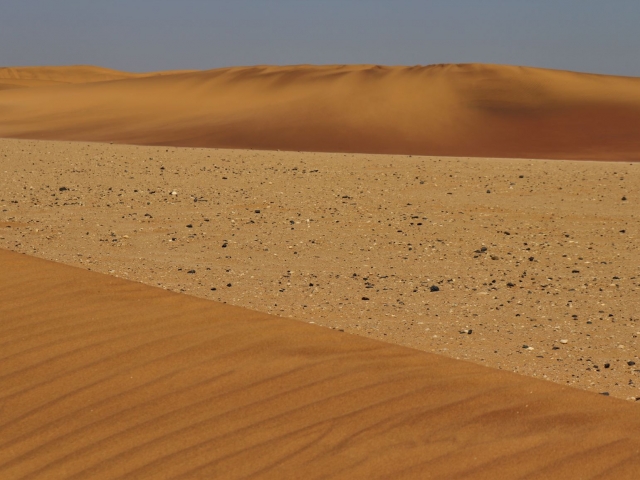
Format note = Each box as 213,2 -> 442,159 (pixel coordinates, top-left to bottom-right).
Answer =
2,138 -> 639,399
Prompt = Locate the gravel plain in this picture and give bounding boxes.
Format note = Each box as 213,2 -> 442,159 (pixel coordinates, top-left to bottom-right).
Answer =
2,138 -> 639,399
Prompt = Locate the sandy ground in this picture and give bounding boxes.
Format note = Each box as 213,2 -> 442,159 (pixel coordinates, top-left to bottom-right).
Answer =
1,138 -> 638,400
3,248 -> 640,479
2,64 -> 640,160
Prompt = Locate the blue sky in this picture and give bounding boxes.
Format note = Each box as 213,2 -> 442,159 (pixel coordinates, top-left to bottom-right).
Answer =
1,0 -> 638,76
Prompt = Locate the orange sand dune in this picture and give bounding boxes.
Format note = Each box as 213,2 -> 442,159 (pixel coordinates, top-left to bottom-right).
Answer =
1,63 -> 640,160
2,248 -> 640,479
0,65 -> 196,90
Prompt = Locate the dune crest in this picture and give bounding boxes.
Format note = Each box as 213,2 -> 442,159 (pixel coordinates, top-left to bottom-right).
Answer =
1,63 -> 640,160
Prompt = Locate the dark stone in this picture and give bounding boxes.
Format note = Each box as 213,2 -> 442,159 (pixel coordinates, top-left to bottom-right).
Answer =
255,210 -> 261,213
467,329 -> 473,334
529,256 -> 535,261
486,190 -> 491,193
600,392 -> 610,396
227,283 -> 232,287
211,287 -> 217,291
628,361 -> 636,366
430,285 -> 440,292
622,196 -> 627,201
187,270 -> 195,274
522,345 -> 529,349
507,282 -> 515,287
361,297 -> 369,301
222,243 -> 228,248
604,363 -> 610,368
186,224 -> 193,228
59,187 -> 68,191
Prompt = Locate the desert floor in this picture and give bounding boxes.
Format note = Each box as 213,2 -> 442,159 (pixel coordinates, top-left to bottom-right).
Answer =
2,138 -> 638,400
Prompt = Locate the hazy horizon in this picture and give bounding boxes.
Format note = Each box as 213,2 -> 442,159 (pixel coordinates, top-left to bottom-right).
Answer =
1,0 -> 639,77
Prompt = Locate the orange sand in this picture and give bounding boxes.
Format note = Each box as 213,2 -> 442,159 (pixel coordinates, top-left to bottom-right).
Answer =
1,64 -> 640,160
2,248 -> 640,479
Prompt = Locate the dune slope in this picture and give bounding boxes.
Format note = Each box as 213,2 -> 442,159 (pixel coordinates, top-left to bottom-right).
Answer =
1,248 -> 640,479
1,64 -> 640,160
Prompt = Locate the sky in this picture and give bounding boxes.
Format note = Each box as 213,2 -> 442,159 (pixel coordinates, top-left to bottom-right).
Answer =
1,0 -> 639,77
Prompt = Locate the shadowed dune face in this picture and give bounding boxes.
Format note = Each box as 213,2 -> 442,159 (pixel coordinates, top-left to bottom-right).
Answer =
1,63 -> 640,160
2,248 -> 640,479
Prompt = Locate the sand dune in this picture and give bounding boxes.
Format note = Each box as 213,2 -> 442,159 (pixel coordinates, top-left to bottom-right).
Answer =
1,64 -> 640,160
2,248 -> 640,479
0,65 -> 196,90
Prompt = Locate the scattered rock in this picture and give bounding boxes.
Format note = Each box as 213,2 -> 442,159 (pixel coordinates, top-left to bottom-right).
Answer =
430,285 -> 440,292
560,339 -> 568,344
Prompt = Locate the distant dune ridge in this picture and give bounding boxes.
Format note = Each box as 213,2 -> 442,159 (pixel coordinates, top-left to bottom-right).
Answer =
1,63 -> 640,160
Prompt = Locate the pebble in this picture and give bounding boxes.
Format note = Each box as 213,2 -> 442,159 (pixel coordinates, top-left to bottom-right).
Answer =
560,339 -> 568,344
430,285 -> 440,292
